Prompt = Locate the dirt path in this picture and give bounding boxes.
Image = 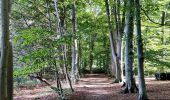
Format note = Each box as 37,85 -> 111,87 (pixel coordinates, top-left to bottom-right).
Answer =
70,74 -> 131,100
14,74 -> 170,100
70,74 -> 170,100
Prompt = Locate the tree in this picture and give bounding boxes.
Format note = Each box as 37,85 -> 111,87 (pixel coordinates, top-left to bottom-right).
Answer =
135,0 -> 148,99
123,0 -> 137,93
105,0 -> 122,83
71,0 -> 78,83
0,0 -> 11,99
114,0 -> 123,82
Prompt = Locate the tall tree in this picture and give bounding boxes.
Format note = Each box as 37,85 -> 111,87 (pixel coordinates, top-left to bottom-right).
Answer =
120,0 -> 126,82
59,0 -> 65,76
71,0 -> 78,83
135,0 -> 148,99
114,0 -> 122,82
0,0 -> 11,99
123,0 -> 137,93
105,0 -> 121,82
105,0 -> 116,77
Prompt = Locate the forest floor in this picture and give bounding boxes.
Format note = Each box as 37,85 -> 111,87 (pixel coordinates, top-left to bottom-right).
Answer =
14,74 -> 170,100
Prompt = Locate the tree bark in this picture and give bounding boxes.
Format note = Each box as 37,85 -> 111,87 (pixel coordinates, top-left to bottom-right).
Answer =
120,0 -> 126,82
53,0 -> 61,34
123,0 -> 137,93
121,35 -> 125,81
59,0 -> 67,80
134,0 -> 148,99
114,0 -> 122,82
53,0 -> 74,91
7,42 -> 13,100
0,0 -> 10,99
71,0 -> 78,83
105,0 -> 121,82
63,45 -> 74,92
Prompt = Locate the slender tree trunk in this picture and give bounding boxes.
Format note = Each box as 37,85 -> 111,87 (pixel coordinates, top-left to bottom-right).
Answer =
114,0 -> 122,82
54,0 -> 68,84
89,53 -> 93,73
71,0 -> 78,83
0,0 -> 10,99
78,39 -> 82,76
120,0 -> 126,82
45,0 -> 52,31
105,0 -> 120,82
121,35 -> 125,81
123,0 -> 137,93
53,1 -> 66,95
63,45 -> 74,92
89,34 -> 95,74
54,0 -> 74,90
7,42 -> 13,100
135,0 -> 148,99
121,1 -> 126,36
53,60 -> 64,99
53,0 -> 63,75
53,0 -> 61,34
106,43 -> 111,74
59,0 -> 67,79
161,11 -> 166,72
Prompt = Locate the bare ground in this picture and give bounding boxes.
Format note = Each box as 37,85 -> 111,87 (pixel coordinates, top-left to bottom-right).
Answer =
14,74 -> 170,100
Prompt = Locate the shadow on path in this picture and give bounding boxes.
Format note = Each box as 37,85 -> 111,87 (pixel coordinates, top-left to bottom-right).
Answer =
69,74 -> 124,100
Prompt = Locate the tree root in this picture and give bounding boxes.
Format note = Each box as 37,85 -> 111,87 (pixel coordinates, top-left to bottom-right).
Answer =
138,94 -> 148,100
120,82 -> 138,94
113,79 -> 120,83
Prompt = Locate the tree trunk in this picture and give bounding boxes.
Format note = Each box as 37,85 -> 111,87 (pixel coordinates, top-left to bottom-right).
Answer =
161,11 -> 166,72
45,0 -> 52,31
53,0 -> 63,74
54,0 -> 68,85
78,39 -> 82,76
53,0 -> 61,34
121,35 -> 125,81
63,45 -> 74,92
134,0 -> 148,99
0,0 -> 10,99
89,34 -> 96,74
7,42 -> 13,100
71,0 -> 78,83
120,1 -> 126,82
114,0 -> 122,82
59,0 -> 67,80
105,0 -> 120,82
123,0 -> 137,93
53,60 -> 64,99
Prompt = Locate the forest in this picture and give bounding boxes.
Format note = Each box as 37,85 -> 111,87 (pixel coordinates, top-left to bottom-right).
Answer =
0,0 -> 170,100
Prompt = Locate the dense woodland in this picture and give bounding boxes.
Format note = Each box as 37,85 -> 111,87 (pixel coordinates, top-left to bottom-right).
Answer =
1,0 -> 170,100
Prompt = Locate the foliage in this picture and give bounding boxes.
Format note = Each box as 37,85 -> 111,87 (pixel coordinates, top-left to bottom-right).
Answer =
11,0 -> 170,78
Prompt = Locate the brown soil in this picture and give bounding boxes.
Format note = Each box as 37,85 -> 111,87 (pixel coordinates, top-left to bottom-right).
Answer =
14,74 -> 170,100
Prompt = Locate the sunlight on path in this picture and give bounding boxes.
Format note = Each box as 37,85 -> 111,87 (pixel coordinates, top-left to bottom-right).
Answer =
71,74 -> 120,100
14,74 -> 170,100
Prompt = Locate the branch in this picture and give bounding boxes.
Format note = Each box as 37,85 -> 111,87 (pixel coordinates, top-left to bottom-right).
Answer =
141,8 -> 163,26
28,74 -> 51,86
141,8 -> 170,27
